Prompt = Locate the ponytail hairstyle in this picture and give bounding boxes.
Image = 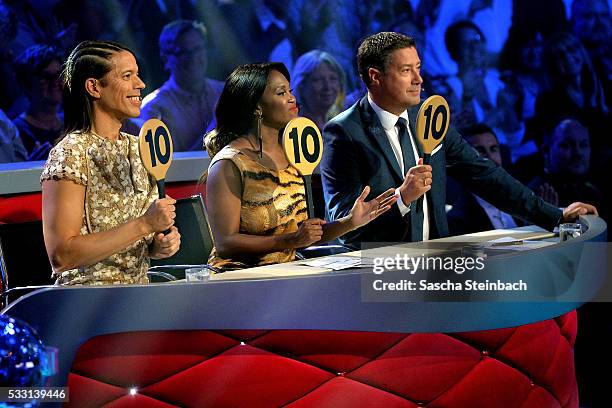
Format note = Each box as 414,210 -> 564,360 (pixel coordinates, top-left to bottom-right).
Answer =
61,40 -> 135,136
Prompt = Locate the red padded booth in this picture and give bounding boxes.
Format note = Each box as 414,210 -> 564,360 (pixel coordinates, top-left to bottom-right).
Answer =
2,177 -> 596,407
0,181 -> 204,224
67,312 -> 577,407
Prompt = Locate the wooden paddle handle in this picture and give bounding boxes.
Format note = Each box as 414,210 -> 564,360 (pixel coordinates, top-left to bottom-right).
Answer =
156,179 -> 171,234
416,153 -> 431,214
156,179 -> 166,199
303,174 -> 315,219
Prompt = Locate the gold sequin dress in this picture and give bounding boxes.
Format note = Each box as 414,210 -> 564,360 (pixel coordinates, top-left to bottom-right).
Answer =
41,131 -> 157,285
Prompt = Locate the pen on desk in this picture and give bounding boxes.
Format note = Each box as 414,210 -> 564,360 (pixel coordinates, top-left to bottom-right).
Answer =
491,240 -> 524,246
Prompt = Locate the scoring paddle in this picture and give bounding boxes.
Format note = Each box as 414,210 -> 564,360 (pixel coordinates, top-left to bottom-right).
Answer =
138,119 -> 174,198
281,117 -> 323,218
415,95 -> 450,213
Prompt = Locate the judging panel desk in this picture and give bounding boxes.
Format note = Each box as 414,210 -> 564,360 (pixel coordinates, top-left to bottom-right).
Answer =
1,216 -> 607,393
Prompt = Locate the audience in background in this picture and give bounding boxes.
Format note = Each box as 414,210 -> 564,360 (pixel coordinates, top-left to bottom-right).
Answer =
534,32 -> 609,151
53,0 -> 116,45
444,20 -> 525,157
512,0 -> 569,39
447,123 -> 520,235
292,50 -> 346,130
499,28 -> 544,123
209,0 -> 293,78
444,20 -> 499,129
12,44 -> 64,160
1,0 -> 53,56
0,108 -> 26,163
140,20 -> 223,152
0,0 -> 608,191
283,0 -> 339,67
320,1 -> 396,94
1,0 -> 76,59
423,0 -> 512,77
528,118 -> 606,219
0,2 -> 23,118
570,0 -> 611,106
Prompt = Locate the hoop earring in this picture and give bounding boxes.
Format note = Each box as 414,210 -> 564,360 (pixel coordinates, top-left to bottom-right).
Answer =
255,111 -> 263,158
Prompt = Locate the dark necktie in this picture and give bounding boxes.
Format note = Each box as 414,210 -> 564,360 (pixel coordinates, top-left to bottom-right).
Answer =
396,117 -> 423,241
396,117 -> 416,174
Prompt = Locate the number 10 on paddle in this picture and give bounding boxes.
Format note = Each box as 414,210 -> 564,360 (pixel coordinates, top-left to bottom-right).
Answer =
139,119 -> 174,198
282,117 -> 323,218
415,95 -> 450,213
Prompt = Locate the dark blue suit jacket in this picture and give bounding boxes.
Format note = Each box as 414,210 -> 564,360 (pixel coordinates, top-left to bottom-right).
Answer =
320,96 -> 562,247
446,187 -> 524,236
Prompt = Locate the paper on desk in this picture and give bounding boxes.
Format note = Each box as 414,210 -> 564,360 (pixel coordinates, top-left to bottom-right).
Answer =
485,237 -> 555,251
487,236 -> 524,245
298,256 -> 371,270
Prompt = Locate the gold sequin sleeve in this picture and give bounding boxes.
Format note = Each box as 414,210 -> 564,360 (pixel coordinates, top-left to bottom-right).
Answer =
40,134 -> 88,186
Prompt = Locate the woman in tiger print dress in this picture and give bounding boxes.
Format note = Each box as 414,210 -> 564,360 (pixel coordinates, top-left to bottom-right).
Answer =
204,63 -> 397,271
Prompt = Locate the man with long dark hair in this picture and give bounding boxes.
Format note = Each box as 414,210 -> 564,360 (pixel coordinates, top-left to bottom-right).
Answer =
41,40 -> 180,285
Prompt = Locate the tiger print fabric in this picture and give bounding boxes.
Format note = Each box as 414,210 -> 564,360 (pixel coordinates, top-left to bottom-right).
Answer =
207,145 -> 308,271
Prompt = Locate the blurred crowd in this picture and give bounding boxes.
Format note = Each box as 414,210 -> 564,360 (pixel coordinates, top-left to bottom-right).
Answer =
0,0 -> 610,220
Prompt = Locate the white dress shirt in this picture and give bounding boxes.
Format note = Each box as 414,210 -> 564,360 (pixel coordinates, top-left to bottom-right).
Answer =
474,195 -> 517,229
368,95 -> 430,241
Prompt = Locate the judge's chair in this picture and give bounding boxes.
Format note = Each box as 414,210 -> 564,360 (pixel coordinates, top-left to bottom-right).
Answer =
0,220 -> 54,307
147,194 -> 217,282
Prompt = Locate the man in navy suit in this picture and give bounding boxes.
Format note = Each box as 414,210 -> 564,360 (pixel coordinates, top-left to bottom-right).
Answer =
320,32 -> 597,248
